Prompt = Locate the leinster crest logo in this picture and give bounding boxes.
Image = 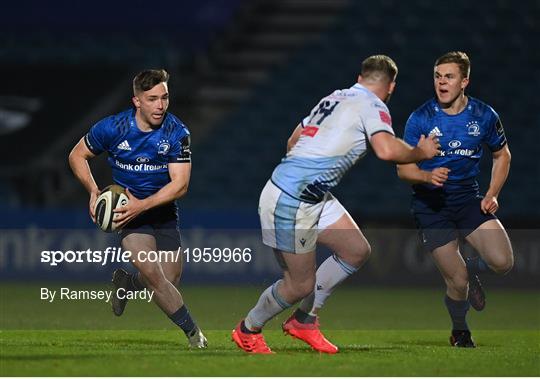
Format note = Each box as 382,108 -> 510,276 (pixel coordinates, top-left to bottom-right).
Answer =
157,139 -> 170,155
467,121 -> 481,137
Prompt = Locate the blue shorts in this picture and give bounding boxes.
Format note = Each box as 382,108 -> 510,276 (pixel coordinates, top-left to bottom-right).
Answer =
119,203 -> 181,251
412,196 -> 497,252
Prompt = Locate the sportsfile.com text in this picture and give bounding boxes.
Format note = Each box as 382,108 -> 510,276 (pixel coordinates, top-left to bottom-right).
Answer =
40,247 -> 253,266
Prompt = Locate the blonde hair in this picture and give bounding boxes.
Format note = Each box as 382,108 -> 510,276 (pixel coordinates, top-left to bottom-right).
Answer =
361,55 -> 398,83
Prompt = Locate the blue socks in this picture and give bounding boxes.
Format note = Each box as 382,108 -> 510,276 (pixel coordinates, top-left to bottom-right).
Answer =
445,295 -> 470,331
169,305 -> 196,335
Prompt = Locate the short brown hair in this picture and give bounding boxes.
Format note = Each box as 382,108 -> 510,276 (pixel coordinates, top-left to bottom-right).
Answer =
435,51 -> 470,78
133,69 -> 169,94
361,55 -> 398,83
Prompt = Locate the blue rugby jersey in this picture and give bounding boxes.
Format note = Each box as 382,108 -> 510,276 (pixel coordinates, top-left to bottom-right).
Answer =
403,97 -> 506,203
84,108 -> 191,199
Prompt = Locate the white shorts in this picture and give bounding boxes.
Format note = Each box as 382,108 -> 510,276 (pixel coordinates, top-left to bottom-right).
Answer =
259,180 -> 348,254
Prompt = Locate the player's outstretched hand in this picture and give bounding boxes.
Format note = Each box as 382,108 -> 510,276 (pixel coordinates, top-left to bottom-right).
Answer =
89,189 -> 100,223
417,134 -> 441,160
429,167 -> 450,187
481,195 -> 499,214
113,188 -> 146,228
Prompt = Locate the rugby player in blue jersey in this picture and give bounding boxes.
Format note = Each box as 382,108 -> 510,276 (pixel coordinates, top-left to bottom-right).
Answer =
68,69 -> 207,348
397,52 -> 513,348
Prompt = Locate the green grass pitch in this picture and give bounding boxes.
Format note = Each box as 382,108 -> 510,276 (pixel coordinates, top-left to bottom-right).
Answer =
1,284 -> 539,376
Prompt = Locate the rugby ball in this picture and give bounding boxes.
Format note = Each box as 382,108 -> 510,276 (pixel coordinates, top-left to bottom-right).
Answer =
94,185 -> 129,232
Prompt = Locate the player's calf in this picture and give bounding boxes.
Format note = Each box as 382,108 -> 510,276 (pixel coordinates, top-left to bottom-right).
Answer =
443,275 -> 469,301
281,276 -> 316,304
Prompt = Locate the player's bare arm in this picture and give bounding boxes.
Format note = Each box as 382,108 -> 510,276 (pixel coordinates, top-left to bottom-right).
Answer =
114,162 -> 191,227
370,132 -> 440,163
286,124 -> 303,152
397,164 -> 450,187
68,137 -> 99,221
481,144 -> 511,214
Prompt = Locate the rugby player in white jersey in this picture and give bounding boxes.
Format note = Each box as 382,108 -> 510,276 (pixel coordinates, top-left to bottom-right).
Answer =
232,55 -> 441,354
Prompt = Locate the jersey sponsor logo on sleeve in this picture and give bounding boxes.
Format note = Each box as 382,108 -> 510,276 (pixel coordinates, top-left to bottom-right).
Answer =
379,111 -> 392,126
117,140 -> 131,151
301,126 -> 319,137
177,135 -> 191,162
467,121 -> 481,136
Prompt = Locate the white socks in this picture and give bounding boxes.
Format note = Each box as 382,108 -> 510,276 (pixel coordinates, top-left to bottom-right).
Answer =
245,279 -> 292,330
245,254 -> 358,329
299,254 -> 358,314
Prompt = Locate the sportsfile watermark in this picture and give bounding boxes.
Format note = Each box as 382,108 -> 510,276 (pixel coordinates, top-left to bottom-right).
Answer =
2,227 -> 538,286
1,228 -> 538,332
40,247 -> 253,266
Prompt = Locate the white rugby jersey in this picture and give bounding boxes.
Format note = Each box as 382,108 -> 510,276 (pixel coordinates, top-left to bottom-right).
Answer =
271,83 -> 395,203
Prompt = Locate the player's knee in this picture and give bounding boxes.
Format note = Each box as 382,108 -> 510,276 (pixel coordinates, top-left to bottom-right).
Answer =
359,241 -> 371,262
340,241 -> 371,267
490,254 -> 514,275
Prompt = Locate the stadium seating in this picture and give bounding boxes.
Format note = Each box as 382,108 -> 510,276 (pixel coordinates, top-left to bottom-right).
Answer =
1,0 -> 538,222
0,0 -> 245,207
182,0 -> 540,220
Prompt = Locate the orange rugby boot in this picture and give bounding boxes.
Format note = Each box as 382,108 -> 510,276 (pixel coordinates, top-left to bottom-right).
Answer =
282,315 -> 338,354
232,320 -> 273,354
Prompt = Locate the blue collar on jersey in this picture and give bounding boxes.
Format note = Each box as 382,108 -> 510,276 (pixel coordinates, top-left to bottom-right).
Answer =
128,107 -> 171,132
429,96 -> 480,117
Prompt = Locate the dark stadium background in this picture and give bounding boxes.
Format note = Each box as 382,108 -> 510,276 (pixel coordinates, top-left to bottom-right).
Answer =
1,0 -> 539,288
